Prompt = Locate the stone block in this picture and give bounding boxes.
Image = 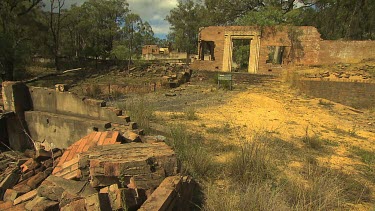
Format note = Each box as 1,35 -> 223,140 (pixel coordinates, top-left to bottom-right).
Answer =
0,172 -> 20,199
79,143 -> 178,189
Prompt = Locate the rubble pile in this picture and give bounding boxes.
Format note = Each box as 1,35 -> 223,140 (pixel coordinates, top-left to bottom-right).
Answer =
0,131 -> 195,210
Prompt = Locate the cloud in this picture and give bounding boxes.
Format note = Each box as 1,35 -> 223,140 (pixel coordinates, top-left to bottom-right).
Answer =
127,0 -> 178,37
44,0 -> 177,38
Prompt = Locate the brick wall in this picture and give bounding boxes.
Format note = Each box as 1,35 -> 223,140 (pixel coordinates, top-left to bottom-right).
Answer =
295,79 -> 375,109
318,40 -> 375,64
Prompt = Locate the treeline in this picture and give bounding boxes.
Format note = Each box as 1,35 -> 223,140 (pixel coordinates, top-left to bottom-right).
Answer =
0,0 -> 162,81
167,0 -> 375,54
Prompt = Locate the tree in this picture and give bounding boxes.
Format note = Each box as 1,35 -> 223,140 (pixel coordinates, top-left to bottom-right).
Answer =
166,0 -> 206,61
49,0 -> 65,70
0,0 -> 43,81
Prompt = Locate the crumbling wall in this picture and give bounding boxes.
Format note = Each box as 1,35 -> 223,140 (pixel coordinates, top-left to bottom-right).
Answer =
295,79 -> 375,109
2,82 -> 132,150
191,26 -> 321,73
191,25 -> 375,74
318,40 -> 375,64
258,26 -> 321,74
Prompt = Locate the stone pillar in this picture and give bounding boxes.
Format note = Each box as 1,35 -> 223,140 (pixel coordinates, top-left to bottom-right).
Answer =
248,35 -> 260,74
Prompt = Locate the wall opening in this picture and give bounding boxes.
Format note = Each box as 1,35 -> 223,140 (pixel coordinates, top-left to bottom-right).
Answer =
200,41 -> 215,61
231,39 -> 251,72
266,46 -> 286,65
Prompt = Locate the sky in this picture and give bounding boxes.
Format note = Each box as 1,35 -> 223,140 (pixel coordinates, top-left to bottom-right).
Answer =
58,0 -> 178,39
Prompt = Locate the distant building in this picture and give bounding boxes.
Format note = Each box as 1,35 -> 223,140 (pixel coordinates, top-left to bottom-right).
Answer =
141,45 -> 191,63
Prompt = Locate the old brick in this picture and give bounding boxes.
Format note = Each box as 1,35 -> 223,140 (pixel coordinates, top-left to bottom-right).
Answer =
60,198 -> 86,211
0,200 -> 13,210
0,172 -> 20,199
3,189 -> 21,202
20,158 -> 40,172
26,167 -> 52,189
13,189 -> 37,205
138,176 -> 182,211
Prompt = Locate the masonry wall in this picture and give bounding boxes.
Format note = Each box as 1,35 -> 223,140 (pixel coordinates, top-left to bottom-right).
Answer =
258,26 -> 321,74
295,79 -> 375,109
191,25 -> 375,74
190,26 -> 228,71
191,26 -> 322,73
318,40 -> 375,64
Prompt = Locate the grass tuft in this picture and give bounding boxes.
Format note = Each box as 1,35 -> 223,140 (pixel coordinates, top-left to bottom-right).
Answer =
168,124 -> 217,179
117,98 -> 155,132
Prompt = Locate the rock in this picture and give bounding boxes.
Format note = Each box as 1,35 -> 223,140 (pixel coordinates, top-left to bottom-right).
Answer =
37,175 -> 96,202
123,131 -> 141,143
0,172 -> 20,199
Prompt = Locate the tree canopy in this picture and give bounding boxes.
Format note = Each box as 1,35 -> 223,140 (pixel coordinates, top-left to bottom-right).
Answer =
166,0 -> 374,53
0,0 -> 158,81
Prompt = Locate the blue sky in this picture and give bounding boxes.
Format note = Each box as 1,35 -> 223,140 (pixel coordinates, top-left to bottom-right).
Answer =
56,0 -> 178,39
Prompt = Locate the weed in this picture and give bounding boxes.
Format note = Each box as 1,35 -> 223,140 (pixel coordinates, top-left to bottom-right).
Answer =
184,107 -> 198,120
86,84 -> 102,98
228,134 -> 275,185
333,125 -> 363,138
284,166 -> 345,210
111,89 -> 123,99
168,124 -> 217,179
348,125 -> 358,137
302,126 -> 323,150
206,123 -> 231,134
351,146 -> 375,165
116,98 -> 155,133
204,182 -> 288,211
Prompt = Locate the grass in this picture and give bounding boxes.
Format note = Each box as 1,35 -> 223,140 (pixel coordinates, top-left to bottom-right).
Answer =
351,146 -> 375,165
168,124 -> 217,179
333,125 -> 362,138
86,84 -> 102,98
228,134 -> 275,185
302,126 -> 324,150
184,107 -> 198,120
117,98 -> 155,133
200,132 -> 352,211
205,123 -> 231,134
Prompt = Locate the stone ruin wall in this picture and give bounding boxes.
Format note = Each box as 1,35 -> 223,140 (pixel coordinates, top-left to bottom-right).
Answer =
191,25 -> 375,74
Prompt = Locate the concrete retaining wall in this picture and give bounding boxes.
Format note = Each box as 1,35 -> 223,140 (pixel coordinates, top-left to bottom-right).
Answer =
2,82 -> 130,150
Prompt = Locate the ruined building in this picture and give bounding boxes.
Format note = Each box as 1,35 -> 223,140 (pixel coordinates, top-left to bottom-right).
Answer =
190,26 -> 375,74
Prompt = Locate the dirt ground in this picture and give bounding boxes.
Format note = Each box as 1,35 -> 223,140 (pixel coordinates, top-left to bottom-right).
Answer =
21,62 -> 375,210
115,70 -> 375,210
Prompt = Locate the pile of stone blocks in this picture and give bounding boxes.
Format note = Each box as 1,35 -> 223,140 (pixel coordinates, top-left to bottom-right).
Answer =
0,131 -> 196,210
